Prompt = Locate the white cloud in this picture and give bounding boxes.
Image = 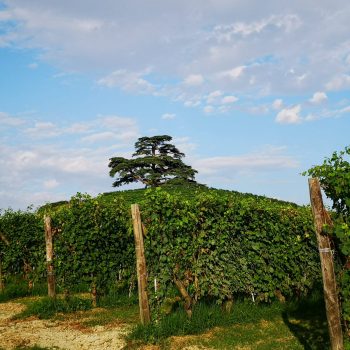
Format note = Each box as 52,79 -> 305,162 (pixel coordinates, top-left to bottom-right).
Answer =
0,113 -> 140,209
221,95 -> 238,104
305,114 -> 318,122
28,62 -> 38,69
81,131 -> 117,143
206,90 -> 222,104
212,14 -> 302,40
184,99 -> 201,107
0,112 -> 25,127
1,1 -> 350,110
222,65 -> 246,79
326,75 -> 350,91
309,91 -> 327,104
161,113 -> 176,120
99,115 -> 137,129
203,105 -> 214,114
66,122 -> 92,134
98,69 -> 156,94
25,122 -> 61,138
184,74 -> 204,86
194,146 -> 298,175
272,99 -> 283,110
339,105 -> 350,114
275,105 -> 302,124
43,179 -> 59,189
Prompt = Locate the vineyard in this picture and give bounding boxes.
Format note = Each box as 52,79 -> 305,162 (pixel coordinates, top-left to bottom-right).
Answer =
1,183 -> 349,348
0,186 -> 321,311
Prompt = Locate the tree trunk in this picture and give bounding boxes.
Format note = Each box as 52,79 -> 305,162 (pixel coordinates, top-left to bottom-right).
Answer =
308,178 -> 344,350
174,279 -> 193,318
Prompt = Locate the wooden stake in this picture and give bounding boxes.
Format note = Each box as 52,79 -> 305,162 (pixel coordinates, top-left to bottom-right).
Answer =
308,178 -> 344,350
44,215 -> 56,298
91,280 -> 97,307
0,256 -> 3,292
0,233 -> 9,293
131,204 -> 151,325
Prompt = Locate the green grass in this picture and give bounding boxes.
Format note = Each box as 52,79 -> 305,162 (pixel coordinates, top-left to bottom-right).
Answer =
127,292 -> 331,349
14,296 -> 92,319
97,289 -> 138,308
0,278 -> 47,303
81,305 -> 139,327
80,289 -> 139,327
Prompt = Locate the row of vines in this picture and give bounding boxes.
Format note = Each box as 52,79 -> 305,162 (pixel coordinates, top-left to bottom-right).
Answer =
0,188 -> 322,317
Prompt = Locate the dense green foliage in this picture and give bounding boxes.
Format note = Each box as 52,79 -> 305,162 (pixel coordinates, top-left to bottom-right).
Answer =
0,208 -> 45,284
141,189 -> 319,317
109,135 -> 197,187
304,145 -> 350,332
51,193 -> 134,297
1,186 -> 320,322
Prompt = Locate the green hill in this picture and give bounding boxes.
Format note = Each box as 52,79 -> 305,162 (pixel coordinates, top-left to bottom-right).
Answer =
39,183 -> 299,212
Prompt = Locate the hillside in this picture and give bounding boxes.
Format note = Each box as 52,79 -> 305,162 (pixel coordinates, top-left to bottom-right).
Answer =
39,183 -> 299,212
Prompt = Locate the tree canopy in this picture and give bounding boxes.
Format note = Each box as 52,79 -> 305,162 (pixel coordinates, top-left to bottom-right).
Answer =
108,135 -> 198,187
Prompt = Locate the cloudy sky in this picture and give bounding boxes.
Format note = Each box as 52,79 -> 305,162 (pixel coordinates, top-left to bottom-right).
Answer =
0,0 -> 349,209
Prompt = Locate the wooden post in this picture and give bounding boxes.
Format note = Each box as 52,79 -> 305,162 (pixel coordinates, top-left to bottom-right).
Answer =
131,204 -> 151,325
0,232 -> 10,292
91,279 -> 97,307
0,256 -> 3,292
308,178 -> 344,350
44,215 -> 56,298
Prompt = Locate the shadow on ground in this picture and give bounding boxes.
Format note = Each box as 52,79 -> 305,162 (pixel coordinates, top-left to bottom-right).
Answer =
282,294 -> 330,350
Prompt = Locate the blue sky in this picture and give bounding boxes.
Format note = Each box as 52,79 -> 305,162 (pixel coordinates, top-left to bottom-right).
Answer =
0,0 -> 349,209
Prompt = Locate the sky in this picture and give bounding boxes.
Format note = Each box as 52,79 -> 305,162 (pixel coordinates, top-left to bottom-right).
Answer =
0,0 -> 349,210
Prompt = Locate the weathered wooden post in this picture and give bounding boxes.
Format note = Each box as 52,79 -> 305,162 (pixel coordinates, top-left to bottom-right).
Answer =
0,232 -> 10,292
0,256 -> 3,292
131,204 -> 151,325
308,178 -> 344,350
44,215 -> 56,298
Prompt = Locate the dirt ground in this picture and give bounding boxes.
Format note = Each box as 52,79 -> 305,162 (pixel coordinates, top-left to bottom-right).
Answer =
0,302 -> 129,350
0,302 -> 211,350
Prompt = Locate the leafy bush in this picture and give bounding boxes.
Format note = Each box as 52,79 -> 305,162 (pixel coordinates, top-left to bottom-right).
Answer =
0,208 -> 45,283
1,186 -> 320,318
140,189 -> 320,318
51,193 -> 134,300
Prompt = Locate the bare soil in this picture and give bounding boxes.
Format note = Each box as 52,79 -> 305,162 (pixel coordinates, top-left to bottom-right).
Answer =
0,302 -> 129,350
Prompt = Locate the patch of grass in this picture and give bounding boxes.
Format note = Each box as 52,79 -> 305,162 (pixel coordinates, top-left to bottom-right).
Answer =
82,305 -> 139,327
0,281 -> 29,302
0,279 -> 48,303
98,289 -> 138,308
193,320 -> 305,350
79,290 -> 139,327
14,296 -> 92,319
127,292 -> 330,350
128,300 -> 284,344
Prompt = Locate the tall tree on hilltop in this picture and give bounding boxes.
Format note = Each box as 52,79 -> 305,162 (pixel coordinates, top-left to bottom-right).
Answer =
108,135 -> 198,187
